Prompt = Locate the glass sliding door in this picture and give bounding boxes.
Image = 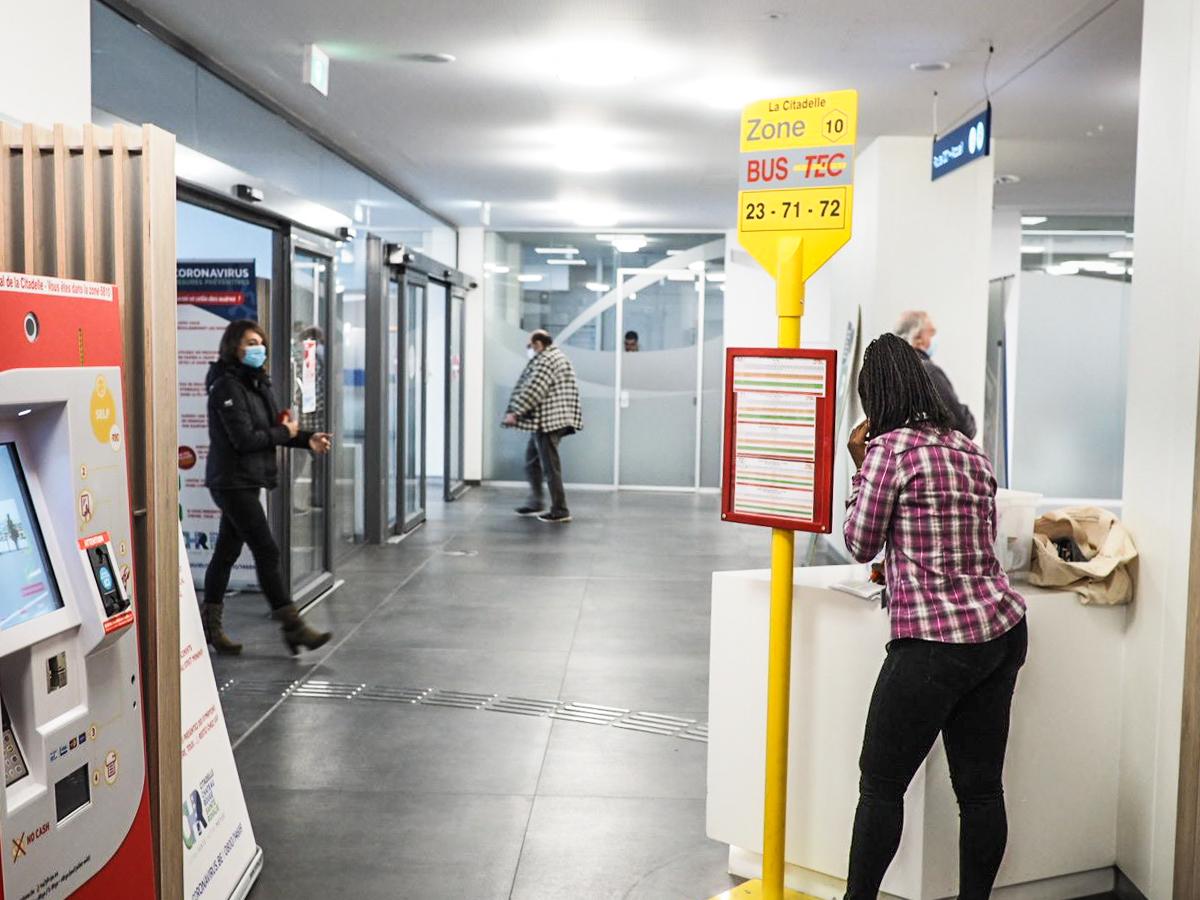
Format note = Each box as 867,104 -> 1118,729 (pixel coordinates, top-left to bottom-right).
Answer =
286,241 -> 335,597
393,274 -> 428,533
386,279 -> 400,530
616,267 -> 703,488
445,287 -> 467,500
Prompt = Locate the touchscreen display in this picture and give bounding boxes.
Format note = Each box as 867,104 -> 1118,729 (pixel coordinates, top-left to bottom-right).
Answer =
0,443 -> 65,630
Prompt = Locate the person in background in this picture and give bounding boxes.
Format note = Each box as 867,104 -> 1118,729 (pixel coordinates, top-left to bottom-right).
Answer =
201,319 -> 334,656
503,329 -> 583,524
842,333 -> 1027,900
624,330 -> 640,352
894,310 -> 976,439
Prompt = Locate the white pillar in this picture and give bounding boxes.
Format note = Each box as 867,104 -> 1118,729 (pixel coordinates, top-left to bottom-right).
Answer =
1114,2 -> 1200,895
458,226 -> 485,482
1,0 -> 91,124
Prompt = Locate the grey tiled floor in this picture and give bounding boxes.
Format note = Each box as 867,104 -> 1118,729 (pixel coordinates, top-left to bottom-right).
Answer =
211,487 -> 817,900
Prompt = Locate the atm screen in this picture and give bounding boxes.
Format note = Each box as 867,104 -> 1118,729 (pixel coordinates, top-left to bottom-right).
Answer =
0,443 -> 64,630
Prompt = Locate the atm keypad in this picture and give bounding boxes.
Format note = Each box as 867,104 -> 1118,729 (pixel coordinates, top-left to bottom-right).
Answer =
3,728 -> 27,786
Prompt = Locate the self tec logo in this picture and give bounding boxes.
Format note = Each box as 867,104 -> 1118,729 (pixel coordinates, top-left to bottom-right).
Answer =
11,821 -> 50,861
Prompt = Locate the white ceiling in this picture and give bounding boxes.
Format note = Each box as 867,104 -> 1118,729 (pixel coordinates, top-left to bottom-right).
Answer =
116,0 -> 1143,229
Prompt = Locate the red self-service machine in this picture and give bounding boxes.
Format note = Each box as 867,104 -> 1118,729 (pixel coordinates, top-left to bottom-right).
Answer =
0,273 -> 155,899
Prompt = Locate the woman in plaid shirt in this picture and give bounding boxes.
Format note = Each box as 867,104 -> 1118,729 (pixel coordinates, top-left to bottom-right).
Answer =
842,334 -> 1027,900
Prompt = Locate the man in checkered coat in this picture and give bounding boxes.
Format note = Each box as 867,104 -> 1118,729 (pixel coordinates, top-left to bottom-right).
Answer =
503,330 -> 583,523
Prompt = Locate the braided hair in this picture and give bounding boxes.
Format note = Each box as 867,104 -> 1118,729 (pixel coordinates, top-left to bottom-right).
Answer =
858,333 -> 955,438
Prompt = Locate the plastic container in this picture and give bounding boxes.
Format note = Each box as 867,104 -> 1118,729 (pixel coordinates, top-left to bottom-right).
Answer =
993,489 -> 1042,573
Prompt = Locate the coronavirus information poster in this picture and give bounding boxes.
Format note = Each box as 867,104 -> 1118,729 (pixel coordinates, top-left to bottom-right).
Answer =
176,261 -> 258,587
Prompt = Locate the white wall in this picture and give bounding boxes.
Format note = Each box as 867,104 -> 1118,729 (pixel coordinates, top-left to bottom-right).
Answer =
458,226 -> 486,481
1114,1 -> 1200,894
0,0 -> 91,124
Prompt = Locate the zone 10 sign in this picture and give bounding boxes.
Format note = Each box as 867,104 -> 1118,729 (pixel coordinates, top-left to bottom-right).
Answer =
737,89 -> 858,281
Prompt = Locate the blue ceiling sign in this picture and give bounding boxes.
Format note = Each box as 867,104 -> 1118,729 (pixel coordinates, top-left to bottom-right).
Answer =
931,104 -> 991,181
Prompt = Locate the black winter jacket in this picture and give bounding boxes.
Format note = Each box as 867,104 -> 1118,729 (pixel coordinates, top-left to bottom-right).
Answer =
205,361 -> 312,491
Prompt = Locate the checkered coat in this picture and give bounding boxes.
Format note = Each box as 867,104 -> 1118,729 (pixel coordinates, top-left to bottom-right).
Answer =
506,346 -> 583,434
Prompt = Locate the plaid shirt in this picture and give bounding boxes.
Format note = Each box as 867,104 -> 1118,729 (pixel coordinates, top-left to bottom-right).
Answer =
844,425 -> 1026,643
506,346 -> 584,434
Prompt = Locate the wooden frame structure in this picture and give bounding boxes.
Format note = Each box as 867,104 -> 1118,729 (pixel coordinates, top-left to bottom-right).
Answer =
0,122 -> 181,898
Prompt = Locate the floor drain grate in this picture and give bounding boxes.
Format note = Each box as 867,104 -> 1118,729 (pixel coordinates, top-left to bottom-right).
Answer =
221,679 -> 707,743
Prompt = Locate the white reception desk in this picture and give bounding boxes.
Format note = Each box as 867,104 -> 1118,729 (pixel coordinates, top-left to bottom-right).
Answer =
706,564 -> 1127,900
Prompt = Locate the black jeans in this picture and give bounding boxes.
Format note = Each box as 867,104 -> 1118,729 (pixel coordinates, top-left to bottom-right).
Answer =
203,488 -> 290,612
846,618 -> 1028,900
525,431 -> 568,515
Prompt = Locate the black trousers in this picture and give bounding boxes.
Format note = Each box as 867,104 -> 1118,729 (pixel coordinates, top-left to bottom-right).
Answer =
203,488 -> 290,612
525,431 -> 568,515
846,618 -> 1028,900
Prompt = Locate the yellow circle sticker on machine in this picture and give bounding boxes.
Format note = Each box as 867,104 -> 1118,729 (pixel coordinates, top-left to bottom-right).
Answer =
737,89 -> 858,280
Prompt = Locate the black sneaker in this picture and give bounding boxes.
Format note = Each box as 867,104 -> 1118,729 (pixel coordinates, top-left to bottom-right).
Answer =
538,512 -> 572,524
515,506 -> 547,517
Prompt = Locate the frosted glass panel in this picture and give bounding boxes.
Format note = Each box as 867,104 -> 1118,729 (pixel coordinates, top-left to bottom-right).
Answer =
1011,272 -> 1129,498
619,278 -> 700,487
700,276 -> 726,488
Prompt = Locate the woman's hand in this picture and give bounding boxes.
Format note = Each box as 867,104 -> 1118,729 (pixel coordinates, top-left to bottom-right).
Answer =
848,419 -> 871,470
309,433 -> 332,455
282,413 -> 300,440
503,412 -> 518,427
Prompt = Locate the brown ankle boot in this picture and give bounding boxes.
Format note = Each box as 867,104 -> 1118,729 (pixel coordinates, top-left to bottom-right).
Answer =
272,603 -> 332,655
201,603 -> 243,655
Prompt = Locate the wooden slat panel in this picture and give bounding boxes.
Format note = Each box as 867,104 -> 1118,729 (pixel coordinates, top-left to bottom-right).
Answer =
0,123 -> 11,271
21,124 -> 37,274
82,124 -> 99,281
53,125 -> 68,278
139,123 -> 182,900
110,127 -> 128,305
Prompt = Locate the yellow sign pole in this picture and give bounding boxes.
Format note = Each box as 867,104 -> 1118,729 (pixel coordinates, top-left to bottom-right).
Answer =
711,91 -> 856,900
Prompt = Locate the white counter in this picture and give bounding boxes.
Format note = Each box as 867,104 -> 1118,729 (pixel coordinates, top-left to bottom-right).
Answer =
706,565 -> 1127,900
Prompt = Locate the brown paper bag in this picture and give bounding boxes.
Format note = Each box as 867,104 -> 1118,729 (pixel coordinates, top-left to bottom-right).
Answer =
1028,507 -> 1138,605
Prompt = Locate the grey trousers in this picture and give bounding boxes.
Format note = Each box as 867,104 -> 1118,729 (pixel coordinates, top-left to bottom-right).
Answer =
525,431 -> 568,515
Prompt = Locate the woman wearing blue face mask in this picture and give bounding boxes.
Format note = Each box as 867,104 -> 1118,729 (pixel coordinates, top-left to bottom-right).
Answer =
201,319 -> 334,656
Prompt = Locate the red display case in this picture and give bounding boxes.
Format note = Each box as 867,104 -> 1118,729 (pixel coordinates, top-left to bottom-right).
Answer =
720,347 -> 838,533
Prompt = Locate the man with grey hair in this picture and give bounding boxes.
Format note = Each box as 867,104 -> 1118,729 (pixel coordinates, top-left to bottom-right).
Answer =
894,311 -> 977,439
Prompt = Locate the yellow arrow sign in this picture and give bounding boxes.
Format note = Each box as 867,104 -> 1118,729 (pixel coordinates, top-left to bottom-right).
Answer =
737,90 -> 858,281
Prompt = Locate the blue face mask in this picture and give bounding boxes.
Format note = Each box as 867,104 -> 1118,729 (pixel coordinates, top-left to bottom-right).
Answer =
242,345 -> 267,369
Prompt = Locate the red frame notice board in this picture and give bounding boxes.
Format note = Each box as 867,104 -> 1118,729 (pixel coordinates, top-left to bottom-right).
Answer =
720,347 -> 838,533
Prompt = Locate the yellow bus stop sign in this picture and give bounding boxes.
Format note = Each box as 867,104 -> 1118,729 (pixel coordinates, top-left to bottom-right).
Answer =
737,90 -> 858,281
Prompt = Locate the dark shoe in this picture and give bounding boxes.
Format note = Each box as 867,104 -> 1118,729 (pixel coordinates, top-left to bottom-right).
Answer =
272,603 -> 333,656
538,512 -> 572,524
515,506 -> 548,517
200,603 -> 243,655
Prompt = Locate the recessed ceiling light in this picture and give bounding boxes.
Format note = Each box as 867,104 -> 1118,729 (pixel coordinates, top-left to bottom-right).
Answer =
518,274 -> 544,283
484,263 -> 510,274
910,61 -> 951,72
547,258 -> 587,266
1021,216 -> 1048,226
534,247 -> 579,255
585,281 -> 611,293
995,174 -> 1021,185
17,408 -> 32,417
1108,250 -> 1134,259
1020,245 -> 1046,254
399,52 -> 456,64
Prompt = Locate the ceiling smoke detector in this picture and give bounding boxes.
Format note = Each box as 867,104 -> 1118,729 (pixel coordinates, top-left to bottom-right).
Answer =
910,61 -> 951,72
399,52 -> 457,64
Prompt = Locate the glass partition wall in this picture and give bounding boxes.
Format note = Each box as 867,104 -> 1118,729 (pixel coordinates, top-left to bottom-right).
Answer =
482,232 -> 725,490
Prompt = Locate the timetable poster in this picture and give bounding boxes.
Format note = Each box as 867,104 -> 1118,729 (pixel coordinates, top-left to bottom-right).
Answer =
721,349 -> 837,533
